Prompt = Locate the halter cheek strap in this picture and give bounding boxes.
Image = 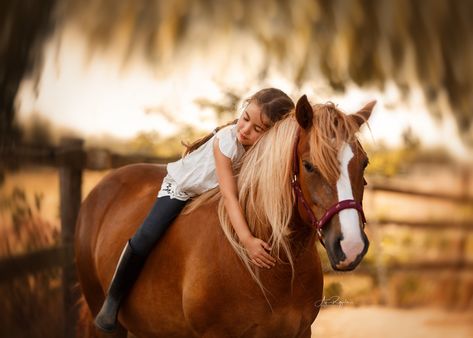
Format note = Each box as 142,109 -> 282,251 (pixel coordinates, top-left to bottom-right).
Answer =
291,128 -> 367,242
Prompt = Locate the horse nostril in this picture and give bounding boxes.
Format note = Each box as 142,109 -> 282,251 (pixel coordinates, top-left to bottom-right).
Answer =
333,236 -> 346,263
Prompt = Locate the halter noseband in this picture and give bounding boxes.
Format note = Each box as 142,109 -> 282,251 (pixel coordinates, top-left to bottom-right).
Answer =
291,128 -> 367,241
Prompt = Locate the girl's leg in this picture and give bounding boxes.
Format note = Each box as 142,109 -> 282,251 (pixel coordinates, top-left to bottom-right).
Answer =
130,196 -> 187,256
94,196 -> 187,332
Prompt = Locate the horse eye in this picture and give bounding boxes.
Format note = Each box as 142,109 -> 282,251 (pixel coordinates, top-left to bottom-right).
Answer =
303,160 -> 315,173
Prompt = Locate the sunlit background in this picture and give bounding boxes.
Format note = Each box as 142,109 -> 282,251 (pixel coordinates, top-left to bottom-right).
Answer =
1,0 -> 472,337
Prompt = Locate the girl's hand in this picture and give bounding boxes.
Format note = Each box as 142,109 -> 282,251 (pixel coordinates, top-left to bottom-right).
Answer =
242,236 -> 277,269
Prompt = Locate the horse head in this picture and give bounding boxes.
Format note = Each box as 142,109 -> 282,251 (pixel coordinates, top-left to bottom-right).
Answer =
294,95 -> 375,271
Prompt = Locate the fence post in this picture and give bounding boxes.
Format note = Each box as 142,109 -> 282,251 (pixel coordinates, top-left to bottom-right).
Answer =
451,166 -> 471,308
59,137 -> 84,337
368,187 -> 389,305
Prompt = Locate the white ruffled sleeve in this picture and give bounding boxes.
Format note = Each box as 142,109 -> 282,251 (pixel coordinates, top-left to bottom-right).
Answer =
215,125 -> 238,160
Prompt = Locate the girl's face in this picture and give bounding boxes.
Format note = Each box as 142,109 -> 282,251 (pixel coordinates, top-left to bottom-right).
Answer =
236,101 -> 271,147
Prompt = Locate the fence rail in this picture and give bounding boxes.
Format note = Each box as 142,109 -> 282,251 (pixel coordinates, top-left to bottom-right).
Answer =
0,245 -> 72,282
369,182 -> 473,204
2,141 -> 178,170
372,219 -> 473,230
324,261 -> 473,276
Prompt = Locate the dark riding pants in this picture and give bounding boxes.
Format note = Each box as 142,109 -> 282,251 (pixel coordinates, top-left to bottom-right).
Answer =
129,196 -> 187,256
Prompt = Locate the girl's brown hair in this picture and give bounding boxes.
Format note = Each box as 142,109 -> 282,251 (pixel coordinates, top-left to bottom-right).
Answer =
182,88 -> 294,155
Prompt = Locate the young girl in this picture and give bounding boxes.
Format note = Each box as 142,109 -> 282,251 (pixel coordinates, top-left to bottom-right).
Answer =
94,88 -> 295,332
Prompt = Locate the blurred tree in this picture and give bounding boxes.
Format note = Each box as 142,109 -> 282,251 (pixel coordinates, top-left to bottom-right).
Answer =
2,0 -> 473,156
53,0 -> 473,146
22,113 -> 53,146
0,0 -> 57,183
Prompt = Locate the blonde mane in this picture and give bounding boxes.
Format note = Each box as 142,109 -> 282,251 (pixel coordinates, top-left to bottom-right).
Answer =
183,103 -> 363,294
308,102 -> 364,183
218,115 -> 299,295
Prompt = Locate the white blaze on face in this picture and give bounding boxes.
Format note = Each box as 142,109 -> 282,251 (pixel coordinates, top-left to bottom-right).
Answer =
336,143 -> 364,267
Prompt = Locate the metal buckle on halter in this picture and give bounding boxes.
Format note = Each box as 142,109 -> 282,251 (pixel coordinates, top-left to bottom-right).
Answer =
291,174 -> 297,184
316,227 -> 326,248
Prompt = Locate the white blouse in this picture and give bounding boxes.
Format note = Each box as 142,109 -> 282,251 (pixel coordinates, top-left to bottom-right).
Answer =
161,124 -> 245,200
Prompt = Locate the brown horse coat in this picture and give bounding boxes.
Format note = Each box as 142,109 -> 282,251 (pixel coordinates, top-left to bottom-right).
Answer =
75,163 -> 323,338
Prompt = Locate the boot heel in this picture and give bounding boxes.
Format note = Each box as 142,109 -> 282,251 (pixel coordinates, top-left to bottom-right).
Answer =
94,241 -> 146,332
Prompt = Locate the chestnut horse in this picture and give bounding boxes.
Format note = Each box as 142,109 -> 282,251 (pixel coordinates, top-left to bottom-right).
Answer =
75,95 -> 375,337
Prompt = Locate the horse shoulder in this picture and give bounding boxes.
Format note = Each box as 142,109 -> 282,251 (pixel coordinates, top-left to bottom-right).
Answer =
163,203 -> 275,334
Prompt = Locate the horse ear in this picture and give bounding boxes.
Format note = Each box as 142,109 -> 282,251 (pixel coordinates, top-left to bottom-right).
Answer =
295,95 -> 313,130
352,100 -> 376,127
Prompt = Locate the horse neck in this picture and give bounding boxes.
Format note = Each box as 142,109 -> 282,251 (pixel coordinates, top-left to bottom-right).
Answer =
261,211 -> 320,288
286,210 -> 319,262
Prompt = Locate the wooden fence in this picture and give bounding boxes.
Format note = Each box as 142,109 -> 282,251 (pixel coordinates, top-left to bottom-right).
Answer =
0,138 -> 472,334
0,138 -> 176,337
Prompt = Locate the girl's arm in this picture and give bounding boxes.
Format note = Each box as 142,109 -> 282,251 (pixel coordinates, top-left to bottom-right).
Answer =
213,139 -> 276,269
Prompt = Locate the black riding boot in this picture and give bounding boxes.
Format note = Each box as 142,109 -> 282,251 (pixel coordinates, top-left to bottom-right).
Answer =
94,196 -> 186,332
94,240 -> 146,332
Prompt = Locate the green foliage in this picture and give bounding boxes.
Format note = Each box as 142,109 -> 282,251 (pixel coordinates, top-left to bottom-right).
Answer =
129,130 -> 162,155
128,126 -> 210,157
364,141 -> 415,177
324,282 -> 343,299
396,275 -> 420,308
365,141 -> 455,178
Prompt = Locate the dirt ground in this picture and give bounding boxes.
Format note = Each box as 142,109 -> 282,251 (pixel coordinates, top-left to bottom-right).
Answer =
311,306 -> 473,338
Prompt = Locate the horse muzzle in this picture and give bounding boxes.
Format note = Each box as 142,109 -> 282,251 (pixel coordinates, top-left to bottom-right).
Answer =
325,229 -> 369,271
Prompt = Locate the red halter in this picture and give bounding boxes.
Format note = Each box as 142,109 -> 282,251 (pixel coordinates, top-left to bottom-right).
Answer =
291,129 -> 367,241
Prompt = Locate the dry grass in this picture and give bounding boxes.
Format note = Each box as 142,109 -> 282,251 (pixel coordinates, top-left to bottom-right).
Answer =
0,183 -> 63,337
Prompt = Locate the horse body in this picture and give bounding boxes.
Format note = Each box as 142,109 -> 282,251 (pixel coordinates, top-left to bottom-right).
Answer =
76,96 -> 375,337
76,164 -> 322,338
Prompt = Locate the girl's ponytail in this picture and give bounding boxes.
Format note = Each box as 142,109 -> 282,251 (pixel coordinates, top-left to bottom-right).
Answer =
181,119 -> 238,156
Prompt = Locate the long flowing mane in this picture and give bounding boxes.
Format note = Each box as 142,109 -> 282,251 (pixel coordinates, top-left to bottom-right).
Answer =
232,116 -> 297,248
184,103 -> 364,291
218,115 -> 299,293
